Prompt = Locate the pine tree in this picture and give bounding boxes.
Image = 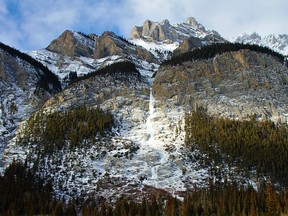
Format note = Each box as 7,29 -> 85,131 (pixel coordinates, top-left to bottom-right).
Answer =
265,181 -> 280,216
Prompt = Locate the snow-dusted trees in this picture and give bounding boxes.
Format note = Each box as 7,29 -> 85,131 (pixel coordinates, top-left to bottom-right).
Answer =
18,105 -> 114,154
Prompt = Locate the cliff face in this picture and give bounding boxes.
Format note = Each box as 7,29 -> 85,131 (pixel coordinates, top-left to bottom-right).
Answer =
153,49 -> 288,121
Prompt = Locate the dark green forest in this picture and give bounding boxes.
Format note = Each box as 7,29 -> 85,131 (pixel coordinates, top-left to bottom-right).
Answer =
18,105 -> 114,154
0,42 -> 61,92
80,182 -> 287,216
185,106 -> 288,187
0,161 -> 287,215
0,161 -> 76,216
162,43 -> 286,66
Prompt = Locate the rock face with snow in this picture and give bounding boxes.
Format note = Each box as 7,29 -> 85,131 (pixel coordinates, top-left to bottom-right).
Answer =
130,17 -> 227,61
4,59 -> 213,200
31,30 -> 159,86
7,47 -> 288,202
0,43 -> 61,152
234,32 -> 288,56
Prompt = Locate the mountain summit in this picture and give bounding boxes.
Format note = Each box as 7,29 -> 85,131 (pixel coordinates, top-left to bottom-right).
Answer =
130,17 -> 223,43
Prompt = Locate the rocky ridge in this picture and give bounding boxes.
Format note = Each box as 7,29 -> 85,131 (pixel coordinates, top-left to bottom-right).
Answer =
130,17 -> 222,43
130,17 -> 227,60
31,30 -> 159,86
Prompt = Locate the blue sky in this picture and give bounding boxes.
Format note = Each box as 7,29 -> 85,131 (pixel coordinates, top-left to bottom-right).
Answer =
0,0 -> 287,51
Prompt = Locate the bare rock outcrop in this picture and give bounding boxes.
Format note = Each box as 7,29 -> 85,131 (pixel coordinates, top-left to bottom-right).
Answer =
130,19 -> 181,42
47,30 -> 96,57
172,36 -> 203,57
93,31 -> 157,63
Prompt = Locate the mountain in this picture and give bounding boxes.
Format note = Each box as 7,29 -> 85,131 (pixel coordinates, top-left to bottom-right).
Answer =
234,32 -> 288,56
1,16 -> 288,214
130,17 -> 227,59
31,30 -> 159,86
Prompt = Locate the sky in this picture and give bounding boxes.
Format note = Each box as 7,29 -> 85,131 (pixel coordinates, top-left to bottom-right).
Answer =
0,0 -> 287,51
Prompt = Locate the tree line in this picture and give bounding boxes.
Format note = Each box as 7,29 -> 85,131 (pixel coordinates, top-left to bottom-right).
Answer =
185,106 -> 288,187
162,42 -> 286,66
18,105 -> 114,155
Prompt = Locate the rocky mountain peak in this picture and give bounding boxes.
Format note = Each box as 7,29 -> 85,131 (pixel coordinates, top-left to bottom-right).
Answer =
130,18 -> 178,42
235,32 -> 262,44
185,17 -> 201,28
161,19 -> 170,26
234,32 -> 288,56
130,17 -> 224,44
46,30 -> 96,57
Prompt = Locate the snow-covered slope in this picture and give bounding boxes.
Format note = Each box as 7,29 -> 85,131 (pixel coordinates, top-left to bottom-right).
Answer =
234,32 -> 288,56
30,30 -> 160,86
30,49 -> 123,85
0,44 -> 61,157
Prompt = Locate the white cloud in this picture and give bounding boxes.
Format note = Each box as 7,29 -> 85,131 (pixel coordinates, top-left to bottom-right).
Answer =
0,0 -> 287,51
